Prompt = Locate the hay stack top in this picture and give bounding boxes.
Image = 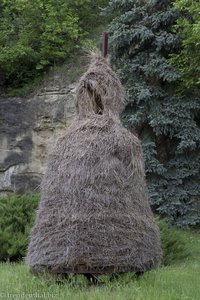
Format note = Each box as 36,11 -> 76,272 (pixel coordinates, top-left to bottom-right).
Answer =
75,53 -> 125,118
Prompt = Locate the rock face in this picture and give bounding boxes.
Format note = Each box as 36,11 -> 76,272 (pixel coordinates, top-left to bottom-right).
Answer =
0,84 -> 76,194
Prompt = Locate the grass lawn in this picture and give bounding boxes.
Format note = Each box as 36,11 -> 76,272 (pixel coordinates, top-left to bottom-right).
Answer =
0,231 -> 199,300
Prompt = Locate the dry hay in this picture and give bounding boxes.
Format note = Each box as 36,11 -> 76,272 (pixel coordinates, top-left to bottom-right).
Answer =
27,53 -> 162,275
75,53 -> 125,118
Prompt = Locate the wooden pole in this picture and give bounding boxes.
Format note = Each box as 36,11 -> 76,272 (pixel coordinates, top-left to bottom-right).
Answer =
102,32 -> 109,58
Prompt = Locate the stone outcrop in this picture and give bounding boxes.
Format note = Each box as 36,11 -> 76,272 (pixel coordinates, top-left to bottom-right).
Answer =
0,84 -> 76,194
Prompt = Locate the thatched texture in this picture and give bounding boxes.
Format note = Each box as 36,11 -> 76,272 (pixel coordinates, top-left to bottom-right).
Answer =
27,54 -> 162,274
75,53 -> 125,118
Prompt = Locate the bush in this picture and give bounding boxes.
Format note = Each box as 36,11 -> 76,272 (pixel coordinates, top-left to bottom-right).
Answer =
156,217 -> 190,266
0,193 -> 40,262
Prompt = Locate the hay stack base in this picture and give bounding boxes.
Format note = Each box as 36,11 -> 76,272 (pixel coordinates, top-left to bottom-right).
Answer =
27,54 -> 162,275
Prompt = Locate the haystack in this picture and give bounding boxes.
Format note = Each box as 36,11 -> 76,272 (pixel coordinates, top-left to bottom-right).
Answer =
27,53 -> 162,275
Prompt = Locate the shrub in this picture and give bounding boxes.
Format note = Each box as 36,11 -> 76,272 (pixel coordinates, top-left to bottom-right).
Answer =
156,217 -> 190,266
0,193 -> 40,262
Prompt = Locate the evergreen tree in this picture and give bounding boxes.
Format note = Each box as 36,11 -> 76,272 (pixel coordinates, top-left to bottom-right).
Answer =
105,0 -> 200,226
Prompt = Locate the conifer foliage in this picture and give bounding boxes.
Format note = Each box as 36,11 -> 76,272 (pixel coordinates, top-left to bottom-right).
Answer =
105,0 -> 200,226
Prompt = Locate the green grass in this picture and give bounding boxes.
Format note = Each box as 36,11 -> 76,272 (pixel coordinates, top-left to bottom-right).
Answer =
0,231 -> 200,300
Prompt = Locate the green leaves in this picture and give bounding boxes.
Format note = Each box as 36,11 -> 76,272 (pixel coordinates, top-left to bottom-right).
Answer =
0,0 -> 107,90
169,0 -> 200,92
156,217 -> 190,265
0,0 -> 78,86
0,194 -> 40,261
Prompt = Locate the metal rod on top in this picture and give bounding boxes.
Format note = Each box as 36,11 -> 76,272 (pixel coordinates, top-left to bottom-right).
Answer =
102,32 -> 109,58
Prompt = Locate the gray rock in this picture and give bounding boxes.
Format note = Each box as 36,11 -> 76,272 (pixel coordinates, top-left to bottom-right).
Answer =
0,84 -> 76,194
